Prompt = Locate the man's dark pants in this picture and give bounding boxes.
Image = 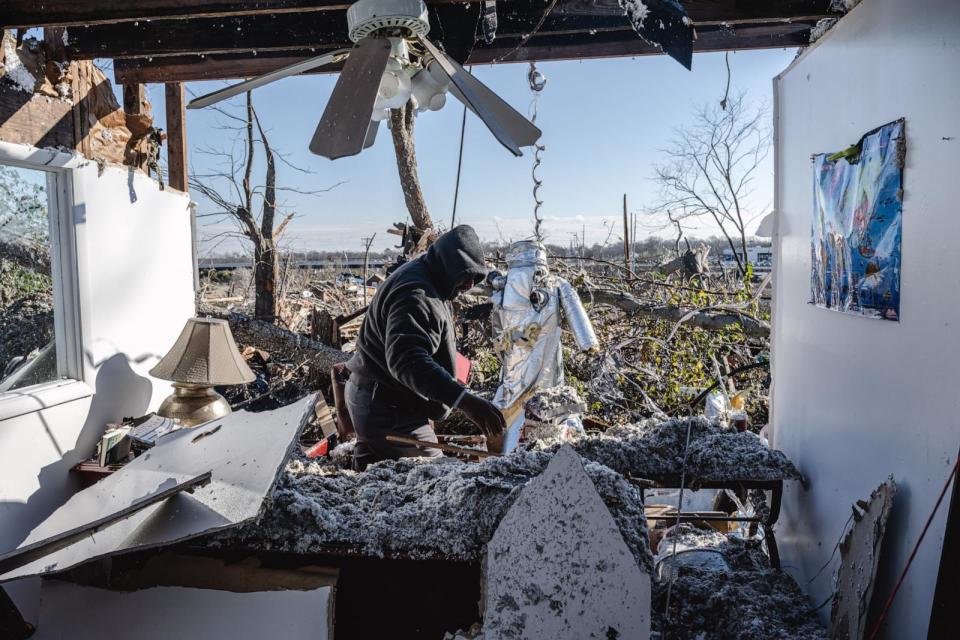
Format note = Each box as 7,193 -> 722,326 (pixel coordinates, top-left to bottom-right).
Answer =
345,379 -> 443,471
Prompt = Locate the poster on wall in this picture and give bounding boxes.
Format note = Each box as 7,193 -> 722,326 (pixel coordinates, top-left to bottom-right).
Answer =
811,119 -> 905,321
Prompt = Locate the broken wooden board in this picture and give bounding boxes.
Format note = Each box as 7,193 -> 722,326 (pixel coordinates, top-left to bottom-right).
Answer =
0,395 -> 315,583
483,445 -> 650,639
830,477 -> 897,640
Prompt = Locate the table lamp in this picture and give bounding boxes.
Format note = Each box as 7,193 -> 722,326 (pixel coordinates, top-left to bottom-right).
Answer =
150,318 -> 255,426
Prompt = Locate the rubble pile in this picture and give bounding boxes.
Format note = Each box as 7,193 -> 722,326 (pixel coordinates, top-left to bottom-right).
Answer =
215,313 -> 347,417
444,524 -> 826,640
554,416 -> 801,482
651,525 -> 827,639
211,449 -> 654,571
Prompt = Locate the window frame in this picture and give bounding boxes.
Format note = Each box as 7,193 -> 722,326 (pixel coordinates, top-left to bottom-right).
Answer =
0,145 -> 91,420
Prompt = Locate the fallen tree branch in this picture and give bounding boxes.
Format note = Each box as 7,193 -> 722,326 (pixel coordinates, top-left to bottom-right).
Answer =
584,287 -> 771,337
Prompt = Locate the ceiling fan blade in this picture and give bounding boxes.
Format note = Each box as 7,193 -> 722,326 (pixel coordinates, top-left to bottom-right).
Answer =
310,36 -> 392,160
419,37 -> 541,156
363,119 -> 380,149
187,49 -> 351,110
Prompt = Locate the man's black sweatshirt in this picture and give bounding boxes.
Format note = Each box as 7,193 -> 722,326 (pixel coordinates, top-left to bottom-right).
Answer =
346,225 -> 488,420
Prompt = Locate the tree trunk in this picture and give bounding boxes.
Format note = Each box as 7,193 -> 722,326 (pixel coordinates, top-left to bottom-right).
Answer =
390,102 -> 433,232
253,99 -> 279,322
253,241 -> 278,321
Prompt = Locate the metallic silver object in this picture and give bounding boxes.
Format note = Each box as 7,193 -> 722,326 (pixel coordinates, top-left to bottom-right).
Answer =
489,241 -> 599,452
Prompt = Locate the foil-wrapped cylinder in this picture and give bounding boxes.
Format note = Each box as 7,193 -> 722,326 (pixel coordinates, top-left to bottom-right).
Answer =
557,278 -> 600,352
506,240 -> 548,268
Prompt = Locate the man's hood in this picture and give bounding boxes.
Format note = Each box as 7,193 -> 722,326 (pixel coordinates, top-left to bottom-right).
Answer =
423,225 -> 488,299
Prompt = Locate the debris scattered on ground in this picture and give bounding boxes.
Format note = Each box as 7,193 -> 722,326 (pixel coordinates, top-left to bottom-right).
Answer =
525,385 -> 586,421
652,525 -> 827,640
213,313 -> 347,423
539,416 -> 800,482
209,449 -> 653,572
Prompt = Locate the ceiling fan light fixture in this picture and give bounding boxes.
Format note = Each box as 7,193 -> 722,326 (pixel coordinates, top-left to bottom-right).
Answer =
347,0 -> 430,43
410,61 -> 449,113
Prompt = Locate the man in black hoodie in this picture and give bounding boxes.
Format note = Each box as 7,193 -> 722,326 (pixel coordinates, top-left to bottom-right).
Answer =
345,225 -> 506,470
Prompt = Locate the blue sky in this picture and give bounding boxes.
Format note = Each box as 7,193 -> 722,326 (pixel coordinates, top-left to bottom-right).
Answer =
137,47 -> 797,254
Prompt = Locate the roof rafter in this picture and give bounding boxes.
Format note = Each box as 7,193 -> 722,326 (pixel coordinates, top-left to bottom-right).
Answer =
114,21 -> 815,84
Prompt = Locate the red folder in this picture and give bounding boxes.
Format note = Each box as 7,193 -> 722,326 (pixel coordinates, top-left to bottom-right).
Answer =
455,352 -> 472,384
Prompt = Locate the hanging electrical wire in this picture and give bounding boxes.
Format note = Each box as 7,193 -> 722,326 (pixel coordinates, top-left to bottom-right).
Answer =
528,62 -> 547,242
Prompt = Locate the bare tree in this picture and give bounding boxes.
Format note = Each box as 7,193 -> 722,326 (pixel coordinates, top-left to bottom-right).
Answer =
652,93 -> 770,277
191,92 -> 339,321
389,100 -> 433,234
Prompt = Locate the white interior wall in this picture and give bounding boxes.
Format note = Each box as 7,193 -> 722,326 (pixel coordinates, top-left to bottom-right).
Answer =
0,151 -> 195,621
771,0 -> 960,637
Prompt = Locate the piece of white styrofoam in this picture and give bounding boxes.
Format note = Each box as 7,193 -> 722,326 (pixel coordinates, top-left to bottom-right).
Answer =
0,395 -> 314,582
483,445 -> 651,640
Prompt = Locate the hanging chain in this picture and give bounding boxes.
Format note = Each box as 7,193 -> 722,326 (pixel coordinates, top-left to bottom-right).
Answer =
528,62 -> 547,242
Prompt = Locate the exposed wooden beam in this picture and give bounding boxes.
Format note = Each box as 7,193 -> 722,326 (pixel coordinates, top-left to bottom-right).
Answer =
115,21 -> 814,84
164,82 -> 188,192
123,83 -> 146,115
68,1 -> 830,61
67,12 -> 351,59
470,22 -> 813,65
0,0 -> 485,29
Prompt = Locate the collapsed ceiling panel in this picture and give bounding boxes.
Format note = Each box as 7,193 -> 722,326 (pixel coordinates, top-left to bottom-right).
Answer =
0,394 -> 315,583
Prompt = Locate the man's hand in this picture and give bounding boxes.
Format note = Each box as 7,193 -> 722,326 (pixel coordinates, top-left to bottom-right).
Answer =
458,393 -> 507,438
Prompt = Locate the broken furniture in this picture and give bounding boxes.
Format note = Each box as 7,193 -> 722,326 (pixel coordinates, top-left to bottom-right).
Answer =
150,317 -> 255,426
641,477 -> 785,568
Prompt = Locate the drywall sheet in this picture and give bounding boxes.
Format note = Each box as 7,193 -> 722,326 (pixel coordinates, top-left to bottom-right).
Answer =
34,581 -> 331,640
811,119 -> 905,320
483,445 -> 650,640
0,395 -> 314,582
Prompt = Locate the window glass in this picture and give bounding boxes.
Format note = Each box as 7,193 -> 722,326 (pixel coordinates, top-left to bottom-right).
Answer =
0,165 -> 60,391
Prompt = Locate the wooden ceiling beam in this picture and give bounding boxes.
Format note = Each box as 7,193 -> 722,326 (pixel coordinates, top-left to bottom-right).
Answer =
3,0 -> 834,29
114,21 -> 814,84
0,0 -> 484,29
470,22 -> 814,65
67,2 -> 830,60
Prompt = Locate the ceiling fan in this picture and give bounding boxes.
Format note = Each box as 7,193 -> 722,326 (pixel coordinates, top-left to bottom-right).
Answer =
187,0 -> 542,160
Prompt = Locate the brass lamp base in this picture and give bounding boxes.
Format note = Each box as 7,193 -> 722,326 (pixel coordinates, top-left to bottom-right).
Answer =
156,383 -> 233,427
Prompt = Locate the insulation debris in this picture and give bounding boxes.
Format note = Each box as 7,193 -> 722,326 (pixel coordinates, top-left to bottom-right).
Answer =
543,416 -> 801,482
525,384 -> 586,421
0,34 -> 37,93
652,525 -> 828,639
210,449 -> 654,572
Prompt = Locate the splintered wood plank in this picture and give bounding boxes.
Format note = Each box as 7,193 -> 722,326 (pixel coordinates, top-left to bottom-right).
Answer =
308,36 -> 390,160
0,86 -> 75,149
164,82 -> 188,191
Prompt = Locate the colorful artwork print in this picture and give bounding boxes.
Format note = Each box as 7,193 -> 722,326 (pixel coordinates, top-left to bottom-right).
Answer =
811,120 -> 905,320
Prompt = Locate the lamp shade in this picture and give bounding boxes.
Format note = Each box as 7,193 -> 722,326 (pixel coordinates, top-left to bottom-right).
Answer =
149,318 -> 255,385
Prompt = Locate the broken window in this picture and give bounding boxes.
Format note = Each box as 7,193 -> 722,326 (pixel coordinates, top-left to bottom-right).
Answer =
0,164 -> 62,392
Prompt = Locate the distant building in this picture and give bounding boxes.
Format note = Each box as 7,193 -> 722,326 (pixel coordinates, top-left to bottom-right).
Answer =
720,245 -> 773,272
